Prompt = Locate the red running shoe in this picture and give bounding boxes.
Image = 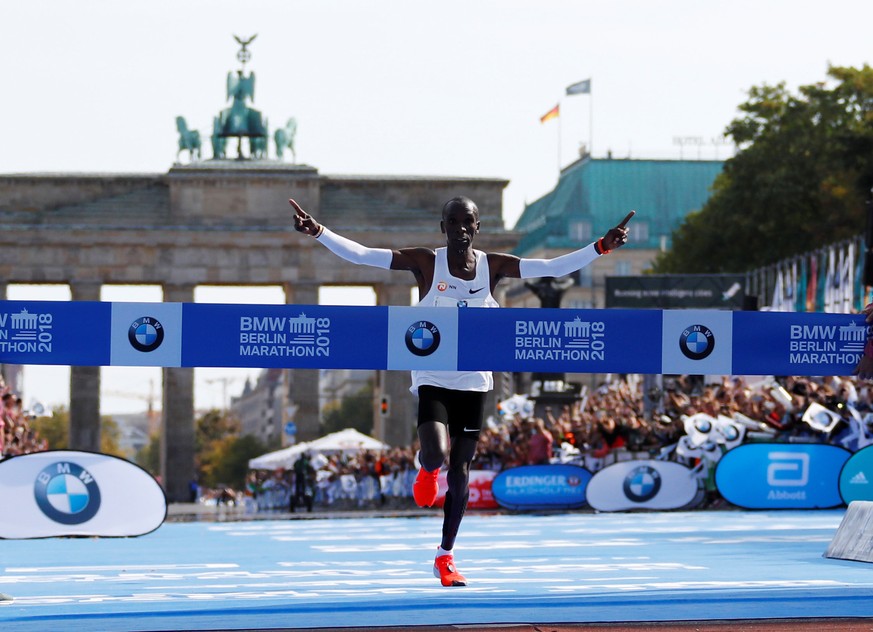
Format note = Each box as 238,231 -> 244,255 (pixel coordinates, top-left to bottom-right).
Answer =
412,467 -> 439,507
433,553 -> 467,587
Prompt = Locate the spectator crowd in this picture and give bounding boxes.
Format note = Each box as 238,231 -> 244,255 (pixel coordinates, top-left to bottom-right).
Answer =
235,372 -> 873,513
0,378 -> 47,458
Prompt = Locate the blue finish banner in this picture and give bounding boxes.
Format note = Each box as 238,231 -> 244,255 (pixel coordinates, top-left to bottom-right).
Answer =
0,300 -> 110,366
732,312 -> 865,377
0,300 -> 867,375
182,304 -> 389,369
459,308 -> 662,374
715,443 -> 851,509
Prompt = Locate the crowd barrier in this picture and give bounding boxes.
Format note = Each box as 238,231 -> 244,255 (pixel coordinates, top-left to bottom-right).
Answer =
0,301 -> 866,375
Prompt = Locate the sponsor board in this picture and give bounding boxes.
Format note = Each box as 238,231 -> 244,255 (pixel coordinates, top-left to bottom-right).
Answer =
661,309 -> 733,375
0,450 -> 167,538
0,301 -> 866,377
732,312 -> 864,376
387,307 -> 458,371
586,460 -> 699,512
459,307 -> 662,374
715,443 -> 850,509
435,469 -> 498,509
491,464 -> 592,510
0,300 -> 110,366
839,445 -> 873,504
182,303 -> 388,369
111,302 -> 183,367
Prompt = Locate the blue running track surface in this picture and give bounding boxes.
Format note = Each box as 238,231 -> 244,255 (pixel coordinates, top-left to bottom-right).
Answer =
1,510 -> 872,631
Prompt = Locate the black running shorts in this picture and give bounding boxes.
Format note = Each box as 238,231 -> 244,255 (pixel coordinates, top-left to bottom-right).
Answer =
417,385 -> 487,438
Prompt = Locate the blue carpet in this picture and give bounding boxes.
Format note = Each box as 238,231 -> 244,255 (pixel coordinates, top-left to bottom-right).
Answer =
1,510 -> 871,631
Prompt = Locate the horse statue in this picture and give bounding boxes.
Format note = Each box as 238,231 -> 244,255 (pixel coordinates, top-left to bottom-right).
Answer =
211,116 -> 227,159
274,118 -> 297,162
175,116 -> 201,162
250,133 -> 269,159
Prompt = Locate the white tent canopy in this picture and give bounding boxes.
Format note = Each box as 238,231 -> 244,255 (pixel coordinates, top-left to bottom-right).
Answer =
248,429 -> 390,470
247,441 -> 311,470
306,428 -> 389,454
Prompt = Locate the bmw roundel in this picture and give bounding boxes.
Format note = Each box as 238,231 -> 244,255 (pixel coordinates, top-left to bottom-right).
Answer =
679,324 -> 714,360
128,316 -> 164,352
34,461 -> 101,525
405,320 -> 441,357
622,464 -> 662,502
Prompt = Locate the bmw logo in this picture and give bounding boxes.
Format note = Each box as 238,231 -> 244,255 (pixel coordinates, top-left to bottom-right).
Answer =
679,324 -> 714,360
405,320 -> 441,357
622,465 -> 662,502
128,316 -> 164,352
34,461 -> 101,525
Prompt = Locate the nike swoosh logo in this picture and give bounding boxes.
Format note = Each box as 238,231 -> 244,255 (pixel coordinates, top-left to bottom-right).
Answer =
469,288 -> 485,294
463,426 -> 480,433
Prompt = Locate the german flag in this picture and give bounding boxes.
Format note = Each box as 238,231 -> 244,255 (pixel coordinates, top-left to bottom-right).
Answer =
540,104 -> 559,123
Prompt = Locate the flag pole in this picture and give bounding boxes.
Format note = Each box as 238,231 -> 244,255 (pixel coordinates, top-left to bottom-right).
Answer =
589,91 -> 593,158
558,103 -> 562,173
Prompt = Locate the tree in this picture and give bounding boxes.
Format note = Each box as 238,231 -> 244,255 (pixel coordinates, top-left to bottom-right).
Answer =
30,408 -> 69,449
100,416 -> 124,458
321,382 -> 374,435
652,65 -> 873,274
135,433 -> 161,477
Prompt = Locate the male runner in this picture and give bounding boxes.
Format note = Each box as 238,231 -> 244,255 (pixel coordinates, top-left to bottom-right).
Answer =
290,195 -> 632,586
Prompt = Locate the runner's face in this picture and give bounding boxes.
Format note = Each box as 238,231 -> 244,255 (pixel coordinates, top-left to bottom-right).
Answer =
441,205 -> 479,251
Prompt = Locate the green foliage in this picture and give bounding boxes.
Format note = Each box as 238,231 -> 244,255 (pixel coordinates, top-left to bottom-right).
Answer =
135,433 -> 161,477
653,65 -> 873,274
321,382 -> 374,435
99,416 -> 124,458
30,408 -> 69,449
199,434 -> 267,489
195,408 -> 240,452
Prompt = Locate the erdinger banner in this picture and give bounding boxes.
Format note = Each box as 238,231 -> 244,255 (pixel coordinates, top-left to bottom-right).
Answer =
491,464 -> 592,510
0,450 -> 166,538
585,460 -> 700,512
715,443 -> 850,509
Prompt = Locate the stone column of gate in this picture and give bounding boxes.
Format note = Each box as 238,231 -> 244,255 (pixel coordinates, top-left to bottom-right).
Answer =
69,282 -> 102,451
283,282 -> 320,442
161,283 -> 195,503
375,283 -> 415,447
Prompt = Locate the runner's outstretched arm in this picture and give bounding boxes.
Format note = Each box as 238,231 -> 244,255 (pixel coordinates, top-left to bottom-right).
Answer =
290,198 -> 394,268
491,210 -> 635,280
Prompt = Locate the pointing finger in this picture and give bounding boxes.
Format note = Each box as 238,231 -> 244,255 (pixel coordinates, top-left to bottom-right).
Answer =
618,210 -> 635,228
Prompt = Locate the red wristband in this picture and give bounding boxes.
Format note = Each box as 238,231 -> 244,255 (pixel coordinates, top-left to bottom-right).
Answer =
596,238 -> 611,255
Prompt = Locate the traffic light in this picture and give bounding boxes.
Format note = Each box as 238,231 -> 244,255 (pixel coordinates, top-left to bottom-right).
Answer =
380,396 -> 390,417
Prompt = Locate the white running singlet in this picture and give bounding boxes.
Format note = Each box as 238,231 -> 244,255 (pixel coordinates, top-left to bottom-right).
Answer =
410,248 -> 499,394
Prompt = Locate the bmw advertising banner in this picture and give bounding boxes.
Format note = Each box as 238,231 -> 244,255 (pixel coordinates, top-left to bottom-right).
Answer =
459,307 -> 662,374
585,460 -> 700,512
732,311 -> 865,376
0,450 -> 167,538
0,300 -> 867,377
839,445 -> 873,504
0,300 -> 110,366
715,443 -> 851,509
491,464 -> 592,510
182,303 -> 389,369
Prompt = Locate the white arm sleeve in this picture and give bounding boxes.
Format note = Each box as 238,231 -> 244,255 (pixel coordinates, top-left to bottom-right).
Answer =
518,243 -> 600,279
316,228 -> 393,269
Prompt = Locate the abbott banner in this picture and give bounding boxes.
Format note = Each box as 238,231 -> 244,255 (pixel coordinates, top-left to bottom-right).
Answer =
715,443 -> 850,509
0,450 -> 166,538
